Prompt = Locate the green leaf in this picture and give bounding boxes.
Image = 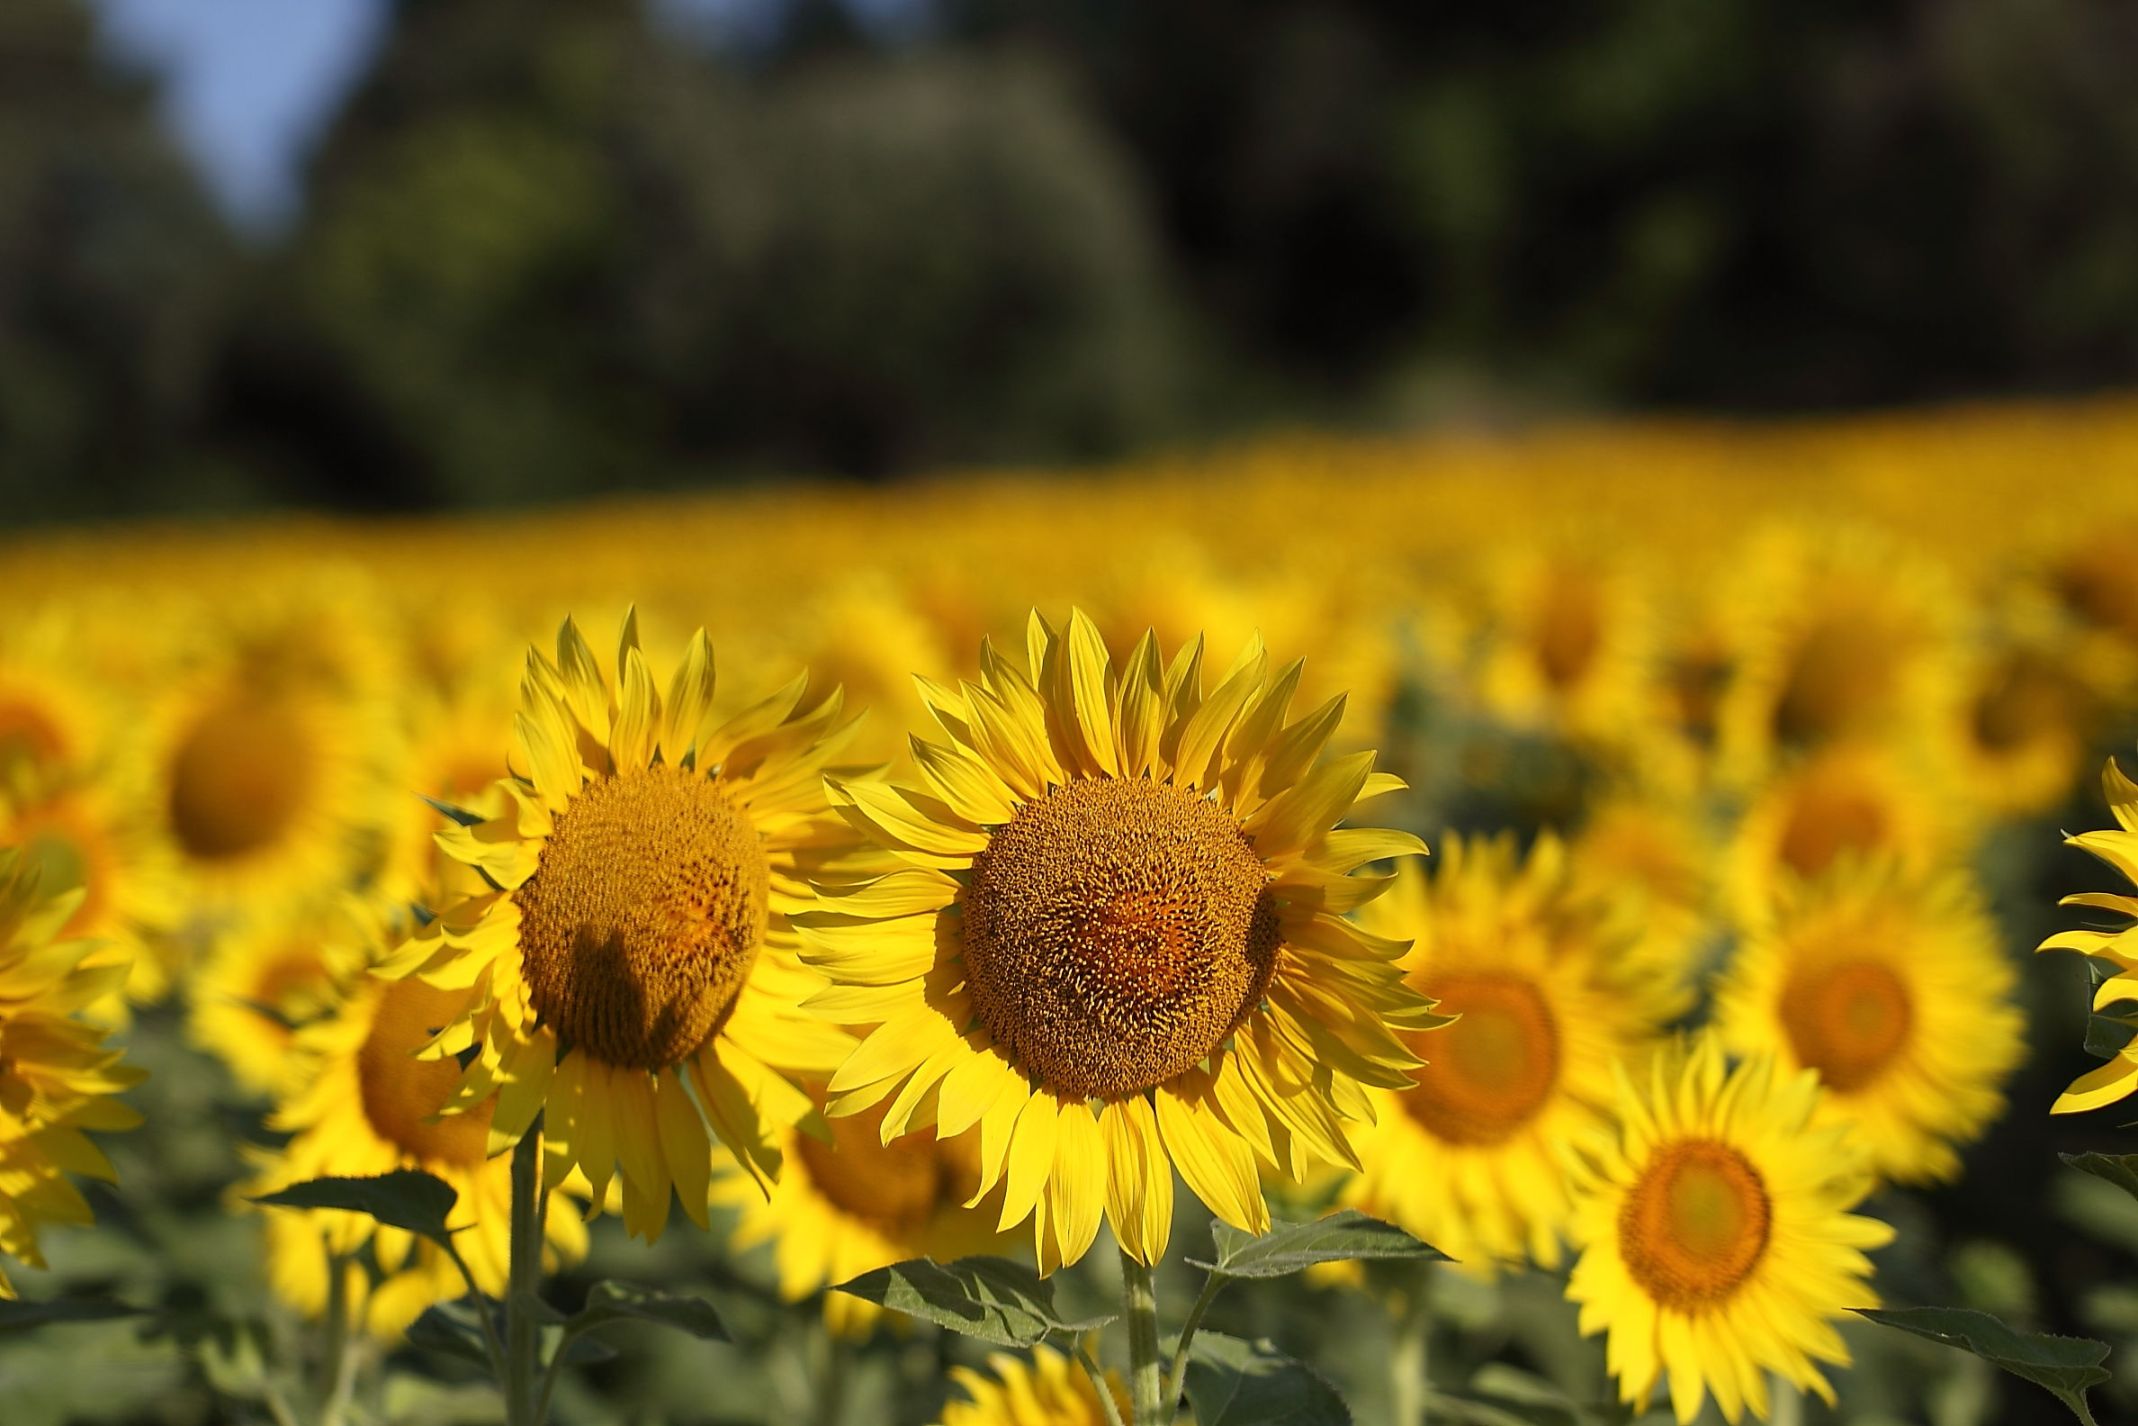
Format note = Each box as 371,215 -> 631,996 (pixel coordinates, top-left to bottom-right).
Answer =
2084,1014 -> 2136,1059
2063,1151 -> 2138,1202
566,1282 -> 728,1343
1190,1210 -> 1445,1279
421,795 -> 487,828
830,1256 -> 1114,1348
406,1301 -> 497,1369
1857,1306 -> 2109,1426
251,1170 -> 459,1246
0,1297 -> 144,1334
1183,1333 -> 1349,1426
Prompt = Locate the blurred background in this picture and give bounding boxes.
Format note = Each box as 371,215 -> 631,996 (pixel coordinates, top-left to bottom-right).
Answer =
10,0 -> 2138,520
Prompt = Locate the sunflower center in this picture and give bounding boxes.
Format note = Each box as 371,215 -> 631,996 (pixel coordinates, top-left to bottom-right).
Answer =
167,693 -> 316,861
1777,774 -> 1889,879
515,764 -> 768,1071
0,695 -> 67,768
961,777 -> 1280,1101
1534,568 -> 1603,690
1779,957 -> 1914,1092
1400,973 -> 1561,1146
792,1099 -> 948,1233
1774,618 -> 1896,745
356,979 -> 495,1169
1971,654 -> 2073,755
1619,1139 -> 1771,1311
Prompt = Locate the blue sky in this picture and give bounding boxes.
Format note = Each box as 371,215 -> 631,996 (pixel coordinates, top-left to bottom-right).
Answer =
85,0 -> 916,233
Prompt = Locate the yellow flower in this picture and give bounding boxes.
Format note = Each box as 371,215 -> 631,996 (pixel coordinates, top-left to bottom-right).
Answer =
186,899 -> 375,1096
1473,546 -> 1658,748
378,614 -> 861,1241
0,611 -> 113,777
1942,622 -> 2098,819
1567,1035 -> 1892,1425
246,972 -> 589,1338
2039,756 -> 2138,1113
374,650 -> 523,910
938,1345 -> 1126,1426
0,848 -> 144,1296
1344,837 -> 1680,1273
1715,862 -> 2022,1185
807,611 -> 1439,1269
714,1091 -> 1006,1336
1567,791 -> 1716,997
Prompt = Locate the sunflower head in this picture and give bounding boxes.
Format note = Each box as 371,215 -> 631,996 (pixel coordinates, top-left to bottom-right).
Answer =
378,613 -> 863,1241
2039,755 -> 2138,1113
0,847 -> 145,1297
808,609 -> 1439,1269
1567,1034 -> 1892,1425
938,1345 -> 1126,1426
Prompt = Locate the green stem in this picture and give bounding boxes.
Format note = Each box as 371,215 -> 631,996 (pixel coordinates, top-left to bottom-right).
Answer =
1388,1263 -> 1433,1426
1771,1376 -> 1803,1426
318,1252 -> 360,1426
1162,1271 -> 1226,1419
1078,1344 -> 1129,1426
504,1120 -> 546,1426
1121,1251 -> 1164,1426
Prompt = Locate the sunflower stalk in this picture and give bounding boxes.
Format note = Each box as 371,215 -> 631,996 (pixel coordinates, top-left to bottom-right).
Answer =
1388,1262 -> 1433,1426
317,1251 -> 359,1426
504,1119 -> 547,1426
1162,1269 -> 1226,1420
1121,1251 -> 1165,1426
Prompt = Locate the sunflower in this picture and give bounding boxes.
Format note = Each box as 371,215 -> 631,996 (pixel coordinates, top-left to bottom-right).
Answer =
1473,545 -> 1658,749
2039,756 -> 2138,1113
1725,741 -> 1956,926
1714,862 -> 2021,1185
377,613 -> 862,1241
1,759 -> 185,1009
374,656 -> 522,911
1566,1034 -> 1892,1424
0,847 -> 145,1296
938,1345 -> 1126,1426
145,596 -> 399,926
1567,791 -> 1716,996
1713,528 -> 1958,784
247,971 -> 589,1338
1343,836 -> 1681,1273
806,611 -> 1439,1269
714,1090 -> 1006,1335
0,611 -> 112,777
186,898 -> 376,1096
1942,621 -> 2098,819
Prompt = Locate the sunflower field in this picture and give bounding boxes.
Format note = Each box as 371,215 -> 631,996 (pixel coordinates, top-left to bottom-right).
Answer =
6,396 -> 2138,1426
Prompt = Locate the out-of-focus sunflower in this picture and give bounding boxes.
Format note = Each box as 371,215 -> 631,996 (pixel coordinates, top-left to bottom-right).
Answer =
2040,757 -> 2138,1112
247,973 -> 588,1338
374,656 -> 522,911
1715,862 -> 2021,1185
144,594 -> 399,926
938,1345 -> 1127,1426
1725,741 -> 1955,925
1568,791 -> 1716,995
1343,837 -> 1680,1273
714,1092 -> 1004,1335
1714,528 -> 1958,783
187,899 -> 375,1095
1566,1035 -> 1891,1425
807,611 -> 1439,1269
1473,546 -> 1658,748
1,761 -> 184,1009
379,614 -> 861,1241
0,612 -> 113,777
1943,622 -> 2099,819
0,848 -> 145,1296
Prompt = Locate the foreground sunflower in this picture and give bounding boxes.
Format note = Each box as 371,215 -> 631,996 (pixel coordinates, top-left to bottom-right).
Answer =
713,1092 -> 1004,1335
1344,836 -> 1681,1273
938,1345 -> 1126,1426
2039,756 -> 2138,1112
807,611 -> 1438,1268
1714,862 -> 2021,1185
248,972 -> 588,1337
1567,1035 -> 1891,1425
378,614 -> 861,1239
0,847 -> 145,1295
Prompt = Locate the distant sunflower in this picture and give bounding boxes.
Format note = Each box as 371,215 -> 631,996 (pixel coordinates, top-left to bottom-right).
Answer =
1567,1035 -> 1891,1424
1726,741 -> 1954,925
1474,546 -> 1657,747
248,973 -> 588,1337
1,762 -> 184,1008
1344,837 -> 1680,1273
1716,863 -> 2021,1185
714,1092 -> 1004,1335
187,899 -> 376,1095
145,599 -> 398,925
1568,792 -> 1716,996
938,1345 -> 1126,1426
1944,626 -> 2097,819
2039,757 -> 2138,1112
1714,528 -> 1957,783
0,848 -> 145,1296
0,612 -> 111,776
378,614 -> 860,1240
374,662 -> 521,910
807,611 -> 1438,1269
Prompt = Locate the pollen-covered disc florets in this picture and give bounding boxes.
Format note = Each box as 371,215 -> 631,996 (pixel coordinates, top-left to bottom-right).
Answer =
962,776 -> 1279,1100
516,763 -> 769,1070
1616,1140 -> 1772,1310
